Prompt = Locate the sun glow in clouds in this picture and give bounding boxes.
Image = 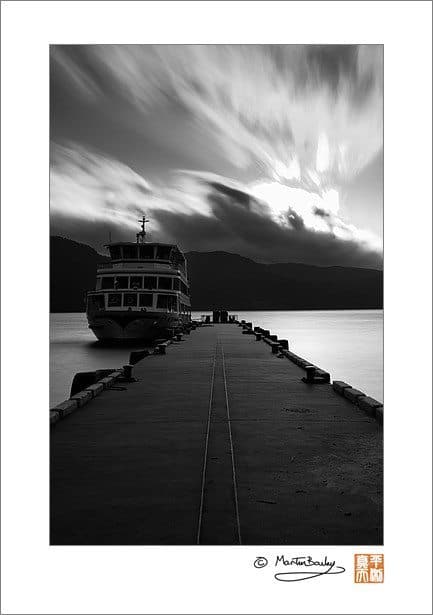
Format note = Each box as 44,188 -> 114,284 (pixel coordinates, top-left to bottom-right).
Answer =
251,181 -> 338,230
251,179 -> 382,252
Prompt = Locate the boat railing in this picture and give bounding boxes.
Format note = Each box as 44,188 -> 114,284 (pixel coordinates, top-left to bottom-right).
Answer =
97,262 -> 178,272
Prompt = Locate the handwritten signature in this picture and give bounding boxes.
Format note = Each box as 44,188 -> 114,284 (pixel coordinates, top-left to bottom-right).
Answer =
254,555 -> 345,582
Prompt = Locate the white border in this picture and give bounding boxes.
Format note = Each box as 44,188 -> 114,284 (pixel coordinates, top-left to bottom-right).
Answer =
1,2 -> 432,614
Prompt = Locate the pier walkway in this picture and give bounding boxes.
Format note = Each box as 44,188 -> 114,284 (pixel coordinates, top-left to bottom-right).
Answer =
50,324 -> 383,545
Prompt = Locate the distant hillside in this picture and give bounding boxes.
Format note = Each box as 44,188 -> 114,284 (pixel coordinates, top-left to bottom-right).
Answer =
50,236 -> 109,312
50,237 -> 383,312
186,251 -> 383,310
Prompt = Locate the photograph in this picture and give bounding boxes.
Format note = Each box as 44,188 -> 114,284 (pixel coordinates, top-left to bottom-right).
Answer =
49,44 -> 384,547
2,2 -> 432,614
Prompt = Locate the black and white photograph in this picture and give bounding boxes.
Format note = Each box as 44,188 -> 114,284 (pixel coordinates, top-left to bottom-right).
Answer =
49,42 -> 385,546
2,2 -> 432,614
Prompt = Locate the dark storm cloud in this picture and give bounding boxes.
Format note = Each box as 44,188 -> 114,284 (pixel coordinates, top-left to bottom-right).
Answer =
149,182 -> 382,268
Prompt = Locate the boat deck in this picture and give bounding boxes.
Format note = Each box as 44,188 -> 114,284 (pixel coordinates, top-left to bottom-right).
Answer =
50,323 -> 383,545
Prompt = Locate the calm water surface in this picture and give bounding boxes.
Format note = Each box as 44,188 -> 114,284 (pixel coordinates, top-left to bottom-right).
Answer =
50,310 -> 383,407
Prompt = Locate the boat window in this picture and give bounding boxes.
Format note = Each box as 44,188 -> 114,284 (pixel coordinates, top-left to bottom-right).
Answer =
158,277 -> 172,290
156,294 -> 169,309
101,276 -> 115,289
139,293 -> 153,307
123,293 -> 137,307
130,276 -> 142,289
172,278 -> 180,291
123,245 -> 138,259
170,295 -> 178,311
109,246 -> 121,260
139,245 -> 154,259
181,281 -> 189,295
115,276 -> 129,289
156,246 -> 172,260
143,276 -> 157,289
107,293 -> 122,307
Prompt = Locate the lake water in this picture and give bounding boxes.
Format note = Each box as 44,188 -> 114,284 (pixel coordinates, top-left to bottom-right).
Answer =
50,310 -> 383,407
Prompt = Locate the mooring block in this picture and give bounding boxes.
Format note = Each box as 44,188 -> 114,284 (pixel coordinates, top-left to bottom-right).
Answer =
315,369 -> 331,383
70,390 -> 93,407
332,381 -> 351,395
53,399 -> 79,417
98,376 -> 115,389
344,387 -> 366,403
86,382 -> 104,398
297,359 -> 310,368
278,339 -> 289,350
110,370 -> 123,379
50,410 -> 60,425
358,395 -> 383,416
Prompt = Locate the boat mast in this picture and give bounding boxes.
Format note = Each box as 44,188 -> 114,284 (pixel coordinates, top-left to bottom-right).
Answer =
136,214 -> 149,244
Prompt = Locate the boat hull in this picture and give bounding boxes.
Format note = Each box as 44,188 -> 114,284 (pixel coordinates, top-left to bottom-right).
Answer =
87,310 -> 186,342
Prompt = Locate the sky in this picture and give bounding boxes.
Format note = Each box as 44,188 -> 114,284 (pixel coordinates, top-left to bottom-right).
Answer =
50,44 -> 383,268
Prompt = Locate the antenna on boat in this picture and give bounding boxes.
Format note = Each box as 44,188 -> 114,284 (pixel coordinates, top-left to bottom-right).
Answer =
136,214 -> 149,244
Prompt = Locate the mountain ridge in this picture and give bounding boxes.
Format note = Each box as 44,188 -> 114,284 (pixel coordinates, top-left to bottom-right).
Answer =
50,236 -> 383,312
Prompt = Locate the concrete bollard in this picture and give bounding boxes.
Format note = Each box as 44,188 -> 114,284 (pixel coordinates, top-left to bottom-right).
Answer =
278,339 -> 289,350
262,330 -> 270,337
157,343 -> 166,355
255,333 -> 262,341
304,365 -> 316,383
269,334 -> 278,342
271,342 -> 280,354
123,364 -> 134,379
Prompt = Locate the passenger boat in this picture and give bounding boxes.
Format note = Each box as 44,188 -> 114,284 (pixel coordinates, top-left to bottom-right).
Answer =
86,216 -> 191,342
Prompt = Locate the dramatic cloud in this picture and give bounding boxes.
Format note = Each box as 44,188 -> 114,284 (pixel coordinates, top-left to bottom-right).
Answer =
50,142 -> 382,268
52,45 -> 383,191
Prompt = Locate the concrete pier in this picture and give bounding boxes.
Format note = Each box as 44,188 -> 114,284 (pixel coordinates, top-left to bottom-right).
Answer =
50,323 -> 383,545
